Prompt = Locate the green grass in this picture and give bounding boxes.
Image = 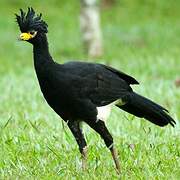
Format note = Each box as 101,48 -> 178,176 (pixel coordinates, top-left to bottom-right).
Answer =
0,0 -> 180,179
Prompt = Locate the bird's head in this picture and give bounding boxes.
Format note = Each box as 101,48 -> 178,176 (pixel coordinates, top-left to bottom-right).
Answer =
16,7 -> 48,43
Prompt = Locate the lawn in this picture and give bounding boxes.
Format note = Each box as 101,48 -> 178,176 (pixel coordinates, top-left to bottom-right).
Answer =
0,0 -> 179,179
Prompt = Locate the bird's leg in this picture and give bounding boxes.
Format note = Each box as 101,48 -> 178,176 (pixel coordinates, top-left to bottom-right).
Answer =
110,145 -> 120,174
86,119 -> 120,174
82,146 -> 88,170
67,121 -> 87,170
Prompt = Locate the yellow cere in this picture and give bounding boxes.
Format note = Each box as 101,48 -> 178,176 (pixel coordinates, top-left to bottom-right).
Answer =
20,32 -> 33,41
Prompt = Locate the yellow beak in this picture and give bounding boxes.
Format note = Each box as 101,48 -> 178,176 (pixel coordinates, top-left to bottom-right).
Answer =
20,32 -> 32,41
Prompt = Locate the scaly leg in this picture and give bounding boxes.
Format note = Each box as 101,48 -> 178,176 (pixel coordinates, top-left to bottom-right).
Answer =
86,119 -> 120,174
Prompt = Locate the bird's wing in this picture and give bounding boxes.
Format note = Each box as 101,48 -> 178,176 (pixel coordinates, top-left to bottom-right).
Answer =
100,64 -> 139,85
61,62 -> 137,106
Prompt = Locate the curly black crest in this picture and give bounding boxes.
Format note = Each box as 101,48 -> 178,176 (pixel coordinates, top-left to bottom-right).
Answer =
15,7 -> 48,33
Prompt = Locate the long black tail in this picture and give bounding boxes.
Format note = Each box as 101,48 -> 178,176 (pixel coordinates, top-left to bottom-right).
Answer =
117,92 -> 176,127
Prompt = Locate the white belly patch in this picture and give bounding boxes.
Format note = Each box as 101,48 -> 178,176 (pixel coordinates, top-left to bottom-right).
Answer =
96,99 -> 126,122
97,104 -> 112,122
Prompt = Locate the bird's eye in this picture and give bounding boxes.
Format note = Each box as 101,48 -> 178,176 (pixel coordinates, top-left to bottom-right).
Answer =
29,31 -> 35,35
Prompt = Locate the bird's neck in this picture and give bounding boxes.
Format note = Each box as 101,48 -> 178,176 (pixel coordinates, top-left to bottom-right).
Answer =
33,35 -> 54,72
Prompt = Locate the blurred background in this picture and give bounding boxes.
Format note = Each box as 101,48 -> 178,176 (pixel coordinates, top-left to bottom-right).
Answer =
0,0 -> 179,179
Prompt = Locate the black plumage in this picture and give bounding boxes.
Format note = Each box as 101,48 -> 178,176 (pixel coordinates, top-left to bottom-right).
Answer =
16,8 -> 176,173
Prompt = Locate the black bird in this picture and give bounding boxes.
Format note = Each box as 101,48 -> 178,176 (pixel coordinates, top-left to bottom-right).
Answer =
16,8 -> 176,173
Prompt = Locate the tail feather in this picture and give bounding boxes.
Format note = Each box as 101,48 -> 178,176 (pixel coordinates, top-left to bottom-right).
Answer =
117,92 -> 176,127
